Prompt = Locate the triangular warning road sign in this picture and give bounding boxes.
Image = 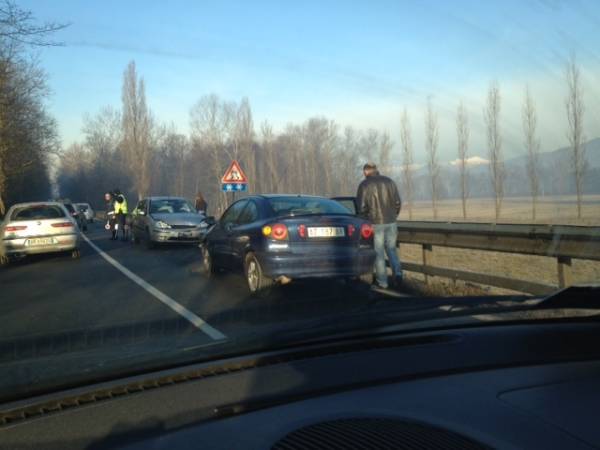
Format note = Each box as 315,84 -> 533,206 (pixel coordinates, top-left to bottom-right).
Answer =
221,160 -> 248,184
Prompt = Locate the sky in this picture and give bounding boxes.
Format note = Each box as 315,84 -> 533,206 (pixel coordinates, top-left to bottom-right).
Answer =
19,0 -> 600,164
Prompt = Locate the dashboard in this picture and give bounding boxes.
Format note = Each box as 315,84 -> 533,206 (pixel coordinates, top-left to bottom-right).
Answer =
1,319 -> 599,449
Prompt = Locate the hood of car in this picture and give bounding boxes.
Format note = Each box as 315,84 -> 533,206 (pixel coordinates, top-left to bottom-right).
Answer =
150,213 -> 205,226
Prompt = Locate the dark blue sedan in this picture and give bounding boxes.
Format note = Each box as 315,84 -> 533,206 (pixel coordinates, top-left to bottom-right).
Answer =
200,195 -> 376,295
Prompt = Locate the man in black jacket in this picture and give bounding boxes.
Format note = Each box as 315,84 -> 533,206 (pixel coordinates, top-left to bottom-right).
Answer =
356,162 -> 403,289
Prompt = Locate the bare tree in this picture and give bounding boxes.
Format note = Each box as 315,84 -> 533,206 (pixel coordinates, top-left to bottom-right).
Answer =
260,121 -> 275,192
400,108 -> 414,220
456,101 -> 469,219
522,85 -> 540,221
234,97 -> 255,191
121,60 -> 152,200
0,0 -> 66,214
425,97 -> 440,220
379,131 -> 392,175
565,55 -> 587,219
484,81 -> 504,221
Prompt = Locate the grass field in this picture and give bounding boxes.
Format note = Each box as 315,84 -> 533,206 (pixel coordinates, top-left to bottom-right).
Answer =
395,195 -> 600,296
399,195 -> 600,226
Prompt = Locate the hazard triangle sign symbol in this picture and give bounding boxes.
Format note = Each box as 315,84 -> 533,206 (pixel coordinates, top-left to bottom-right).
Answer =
221,160 -> 248,184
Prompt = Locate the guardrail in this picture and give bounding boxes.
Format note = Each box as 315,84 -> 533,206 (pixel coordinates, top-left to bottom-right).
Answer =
396,221 -> 600,295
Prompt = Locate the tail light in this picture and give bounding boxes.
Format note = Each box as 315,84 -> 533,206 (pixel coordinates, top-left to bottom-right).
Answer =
52,222 -> 75,228
298,224 -> 307,238
5,225 -> 27,232
360,223 -> 374,239
262,223 -> 288,240
347,224 -> 356,237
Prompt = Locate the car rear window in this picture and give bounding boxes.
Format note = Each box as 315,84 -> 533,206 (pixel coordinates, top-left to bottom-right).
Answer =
268,197 -> 352,217
10,205 -> 66,221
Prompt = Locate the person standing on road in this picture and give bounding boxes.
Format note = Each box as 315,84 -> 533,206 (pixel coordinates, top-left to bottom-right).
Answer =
104,192 -> 118,240
195,192 -> 208,215
356,162 -> 403,289
113,189 -> 129,242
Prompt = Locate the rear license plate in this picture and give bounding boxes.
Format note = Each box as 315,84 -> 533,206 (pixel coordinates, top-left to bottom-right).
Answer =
27,238 -> 54,246
307,227 -> 345,238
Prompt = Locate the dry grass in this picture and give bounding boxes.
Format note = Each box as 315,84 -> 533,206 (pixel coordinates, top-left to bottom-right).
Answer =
395,195 -> 600,295
400,195 -> 600,226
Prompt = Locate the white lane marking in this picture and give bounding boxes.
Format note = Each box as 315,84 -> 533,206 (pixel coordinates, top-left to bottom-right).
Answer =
81,233 -> 226,341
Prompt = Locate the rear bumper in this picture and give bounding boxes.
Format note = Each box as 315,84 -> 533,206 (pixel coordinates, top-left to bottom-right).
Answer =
258,248 -> 376,279
2,234 -> 79,256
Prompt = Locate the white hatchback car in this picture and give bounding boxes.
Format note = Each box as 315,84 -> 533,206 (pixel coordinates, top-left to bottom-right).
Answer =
0,202 -> 80,266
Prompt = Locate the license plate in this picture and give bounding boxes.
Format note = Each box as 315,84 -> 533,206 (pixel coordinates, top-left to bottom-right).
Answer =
178,232 -> 193,238
307,227 -> 345,238
27,238 -> 54,246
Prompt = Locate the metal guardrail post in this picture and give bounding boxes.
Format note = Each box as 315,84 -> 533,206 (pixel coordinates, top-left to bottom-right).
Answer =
557,256 -> 573,288
422,244 -> 433,285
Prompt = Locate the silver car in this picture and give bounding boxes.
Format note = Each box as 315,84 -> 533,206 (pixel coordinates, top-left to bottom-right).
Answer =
75,203 -> 95,223
131,197 -> 209,248
0,202 -> 80,265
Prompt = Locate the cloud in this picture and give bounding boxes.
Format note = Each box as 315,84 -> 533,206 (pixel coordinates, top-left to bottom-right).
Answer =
449,156 -> 490,166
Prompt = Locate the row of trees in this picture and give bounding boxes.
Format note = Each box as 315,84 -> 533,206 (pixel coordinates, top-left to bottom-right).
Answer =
58,55 -> 591,221
403,55 -> 588,221
57,61 -> 396,215
0,1 -> 64,215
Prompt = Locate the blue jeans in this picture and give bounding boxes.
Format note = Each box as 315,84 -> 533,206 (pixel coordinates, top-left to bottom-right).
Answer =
373,223 -> 402,288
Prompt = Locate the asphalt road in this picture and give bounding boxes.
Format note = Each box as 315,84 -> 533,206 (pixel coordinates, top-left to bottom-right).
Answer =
0,222 -> 414,353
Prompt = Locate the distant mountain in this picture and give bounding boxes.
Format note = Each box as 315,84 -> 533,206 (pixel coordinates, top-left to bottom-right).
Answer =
407,138 -> 600,200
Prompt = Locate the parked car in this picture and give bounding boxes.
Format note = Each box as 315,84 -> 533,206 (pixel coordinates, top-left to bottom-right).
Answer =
131,196 -> 209,248
200,195 -> 376,295
63,202 -> 87,231
75,203 -> 95,223
0,202 -> 80,265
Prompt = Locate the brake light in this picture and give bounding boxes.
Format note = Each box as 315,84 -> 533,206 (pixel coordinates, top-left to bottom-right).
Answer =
298,224 -> 307,238
360,223 -> 373,239
347,224 -> 356,237
263,223 -> 288,240
52,222 -> 75,228
5,225 -> 27,232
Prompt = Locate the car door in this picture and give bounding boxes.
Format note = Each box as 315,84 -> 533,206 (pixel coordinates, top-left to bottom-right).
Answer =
210,200 -> 248,268
229,200 -> 260,269
132,199 -> 147,235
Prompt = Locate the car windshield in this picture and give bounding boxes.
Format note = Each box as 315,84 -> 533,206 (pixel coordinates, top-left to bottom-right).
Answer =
10,205 -> 66,221
269,197 -> 352,217
150,199 -> 195,214
0,1 -> 599,401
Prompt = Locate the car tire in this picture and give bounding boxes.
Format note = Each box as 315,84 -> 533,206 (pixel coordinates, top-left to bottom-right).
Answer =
244,252 -> 273,296
132,230 -> 140,244
201,245 -> 217,277
146,229 -> 155,249
0,255 -> 9,267
71,249 -> 81,259
359,272 -> 374,285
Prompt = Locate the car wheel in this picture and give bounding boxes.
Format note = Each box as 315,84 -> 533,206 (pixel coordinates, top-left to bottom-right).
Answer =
0,255 -> 9,267
244,252 -> 273,296
132,231 -> 140,244
71,249 -> 81,259
359,272 -> 374,285
145,229 -> 155,249
201,245 -> 217,277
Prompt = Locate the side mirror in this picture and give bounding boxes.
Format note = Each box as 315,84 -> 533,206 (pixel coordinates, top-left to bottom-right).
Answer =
224,222 -> 234,232
205,216 -> 216,226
